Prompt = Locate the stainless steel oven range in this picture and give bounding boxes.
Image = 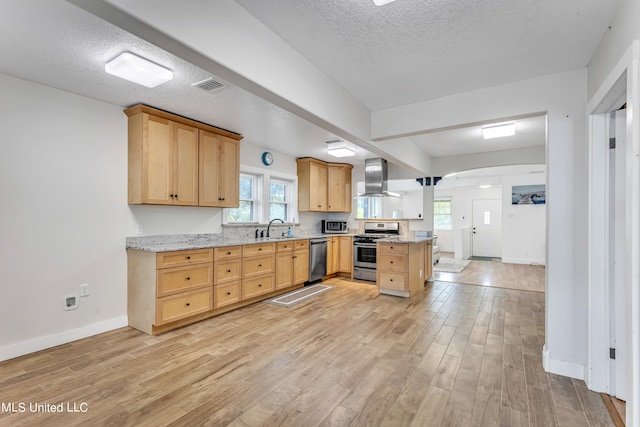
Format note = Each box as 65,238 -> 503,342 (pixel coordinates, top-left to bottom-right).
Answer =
353,221 -> 400,282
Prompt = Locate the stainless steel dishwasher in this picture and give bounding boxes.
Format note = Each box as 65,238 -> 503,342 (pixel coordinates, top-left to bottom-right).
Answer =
308,237 -> 328,283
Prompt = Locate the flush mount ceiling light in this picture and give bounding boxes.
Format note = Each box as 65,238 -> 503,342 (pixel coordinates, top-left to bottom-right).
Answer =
482,122 -> 516,139
326,140 -> 355,158
373,0 -> 398,5
105,52 -> 173,88
479,184 -> 491,189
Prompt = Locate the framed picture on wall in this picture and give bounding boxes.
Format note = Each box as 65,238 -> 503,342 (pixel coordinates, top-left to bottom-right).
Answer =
512,184 -> 546,205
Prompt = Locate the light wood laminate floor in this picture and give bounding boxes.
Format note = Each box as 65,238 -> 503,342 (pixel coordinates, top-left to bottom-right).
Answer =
0,279 -> 611,426
434,252 -> 546,293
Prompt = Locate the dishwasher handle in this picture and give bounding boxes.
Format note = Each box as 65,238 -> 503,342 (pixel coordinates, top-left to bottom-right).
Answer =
310,238 -> 328,244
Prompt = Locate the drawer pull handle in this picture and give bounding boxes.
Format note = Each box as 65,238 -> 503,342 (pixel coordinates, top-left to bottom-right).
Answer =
258,284 -> 262,287
258,264 -> 262,267
258,248 -> 262,251
186,277 -> 191,280
227,292 -> 231,295
390,279 -> 393,282
390,261 -> 393,264
186,303 -> 190,306
226,251 -> 231,255
227,269 -> 231,273
186,256 -> 191,260
390,247 -> 394,249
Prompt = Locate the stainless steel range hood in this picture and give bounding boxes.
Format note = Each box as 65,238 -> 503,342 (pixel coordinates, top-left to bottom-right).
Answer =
360,158 -> 400,198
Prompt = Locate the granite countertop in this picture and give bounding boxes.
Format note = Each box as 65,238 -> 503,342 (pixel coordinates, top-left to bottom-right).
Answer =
376,236 -> 435,243
126,233 -> 355,252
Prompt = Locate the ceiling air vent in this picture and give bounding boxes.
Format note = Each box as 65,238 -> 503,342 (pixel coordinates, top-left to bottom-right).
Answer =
192,78 -> 225,92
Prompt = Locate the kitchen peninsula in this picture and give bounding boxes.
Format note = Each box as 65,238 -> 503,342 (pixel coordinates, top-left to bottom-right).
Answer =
376,236 -> 434,298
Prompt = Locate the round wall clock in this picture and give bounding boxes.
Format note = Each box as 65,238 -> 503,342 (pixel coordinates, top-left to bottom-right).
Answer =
262,151 -> 273,166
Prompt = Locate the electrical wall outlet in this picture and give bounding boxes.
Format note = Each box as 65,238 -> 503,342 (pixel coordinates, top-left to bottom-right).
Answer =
64,294 -> 79,311
80,283 -> 89,297
135,224 -> 144,235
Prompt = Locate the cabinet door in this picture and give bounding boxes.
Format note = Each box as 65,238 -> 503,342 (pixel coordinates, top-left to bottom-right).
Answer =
144,114 -> 173,204
309,161 -> 328,211
294,249 -> 309,284
327,165 -> 345,212
217,136 -> 239,208
172,122 -> 199,205
326,238 -> 335,275
338,237 -> 353,273
198,130 -> 220,206
275,252 -> 294,289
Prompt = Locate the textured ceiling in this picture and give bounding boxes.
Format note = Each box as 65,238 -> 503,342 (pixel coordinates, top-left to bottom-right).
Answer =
0,0 -> 620,171
235,0 -> 621,110
0,0 -> 372,164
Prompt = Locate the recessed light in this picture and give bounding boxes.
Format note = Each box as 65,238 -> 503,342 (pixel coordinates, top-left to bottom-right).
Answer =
373,0 -> 397,5
105,52 -> 173,88
480,185 -> 491,189
482,123 -> 516,139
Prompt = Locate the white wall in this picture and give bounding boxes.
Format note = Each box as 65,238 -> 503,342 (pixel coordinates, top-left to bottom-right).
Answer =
0,74 -> 314,361
587,0 -> 640,98
0,74 -> 135,360
501,175 -> 546,265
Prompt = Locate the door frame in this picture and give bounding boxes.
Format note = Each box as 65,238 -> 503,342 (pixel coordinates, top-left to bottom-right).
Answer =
587,40 -> 640,425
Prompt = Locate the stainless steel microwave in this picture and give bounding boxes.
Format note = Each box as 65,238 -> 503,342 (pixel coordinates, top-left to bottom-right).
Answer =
321,220 -> 348,234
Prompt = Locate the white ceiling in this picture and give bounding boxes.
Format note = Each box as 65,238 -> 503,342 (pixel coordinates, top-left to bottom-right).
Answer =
0,0 -> 620,168
406,115 -> 546,157
235,0 -> 621,110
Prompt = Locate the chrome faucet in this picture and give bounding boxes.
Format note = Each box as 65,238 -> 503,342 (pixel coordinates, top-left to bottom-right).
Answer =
266,218 -> 284,238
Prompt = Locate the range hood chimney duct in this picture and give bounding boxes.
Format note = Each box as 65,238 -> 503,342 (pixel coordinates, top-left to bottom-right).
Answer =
361,158 -> 400,197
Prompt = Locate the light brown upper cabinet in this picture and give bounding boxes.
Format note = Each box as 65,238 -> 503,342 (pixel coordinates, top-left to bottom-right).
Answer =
328,164 -> 352,212
297,158 -> 352,213
126,104 -> 242,207
199,131 -> 239,208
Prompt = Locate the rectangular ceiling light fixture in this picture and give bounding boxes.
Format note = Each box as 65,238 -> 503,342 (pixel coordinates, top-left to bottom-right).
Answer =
373,0 -> 398,5
482,122 -> 516,139
105,52 -> 173,88
327,140 -> 355,158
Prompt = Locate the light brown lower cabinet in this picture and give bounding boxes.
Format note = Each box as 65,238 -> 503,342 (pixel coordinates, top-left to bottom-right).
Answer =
276,239 -> 310,289
377,241 -> 426,298
326,236 -> 352,278
128,240 -> 307,335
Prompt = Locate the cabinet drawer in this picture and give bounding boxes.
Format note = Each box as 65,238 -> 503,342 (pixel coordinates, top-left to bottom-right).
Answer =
276,241 -> 295,252
214,259 -> 242,285
243,255 -> 275,278
378,243 -> 409,255
214,282 -> 241,308
157,264 -> 212,297
242,275 -> 275,300
156,288 -> 212,325
243,242 -> 275,257
294,239 -> 309,250
379,272 -> 407,291
156,249 -> 213,269
214,246 -> 241,261
378,254 -> 407,272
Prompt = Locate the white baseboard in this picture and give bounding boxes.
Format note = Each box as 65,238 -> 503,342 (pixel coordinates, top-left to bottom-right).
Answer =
0,316 -> 129,362
542,345 -> 585,380
501,257 -> 546,266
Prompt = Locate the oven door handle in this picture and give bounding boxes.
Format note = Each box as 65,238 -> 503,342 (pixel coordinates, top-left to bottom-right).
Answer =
354,243 -> 377,248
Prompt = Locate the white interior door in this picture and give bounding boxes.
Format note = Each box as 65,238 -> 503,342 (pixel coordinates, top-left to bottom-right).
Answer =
472,199 -> 502,258
609,108 -> 627,400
